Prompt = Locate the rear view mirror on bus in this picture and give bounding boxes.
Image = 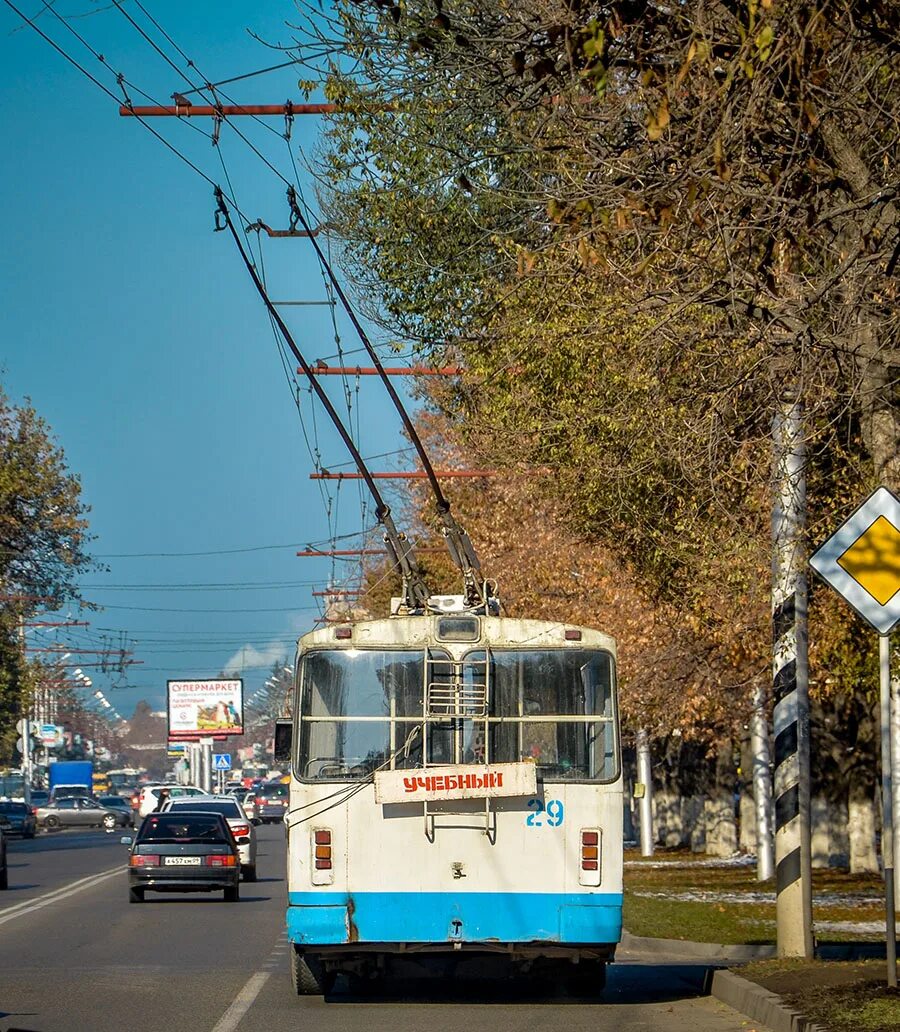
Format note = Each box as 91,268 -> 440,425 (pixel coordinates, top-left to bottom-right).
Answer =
274,719 -> 293,765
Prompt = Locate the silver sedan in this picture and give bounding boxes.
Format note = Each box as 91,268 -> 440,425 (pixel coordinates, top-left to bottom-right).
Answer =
36,796 -> 130,831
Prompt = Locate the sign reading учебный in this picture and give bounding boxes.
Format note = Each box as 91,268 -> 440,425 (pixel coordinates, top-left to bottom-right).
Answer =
374,760 -> 537,805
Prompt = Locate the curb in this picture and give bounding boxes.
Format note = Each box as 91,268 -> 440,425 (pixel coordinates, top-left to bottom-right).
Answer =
710,969 -> 829,1032
620,930 -> 776,961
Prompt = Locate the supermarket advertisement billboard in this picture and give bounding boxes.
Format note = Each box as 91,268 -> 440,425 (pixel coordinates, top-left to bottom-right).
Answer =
167,679 -> 244,741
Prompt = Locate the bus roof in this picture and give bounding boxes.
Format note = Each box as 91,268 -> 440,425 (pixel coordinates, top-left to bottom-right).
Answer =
297,616 -> 616,654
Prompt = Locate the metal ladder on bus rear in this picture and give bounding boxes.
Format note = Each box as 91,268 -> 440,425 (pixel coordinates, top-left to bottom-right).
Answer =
421,651 -> 495,840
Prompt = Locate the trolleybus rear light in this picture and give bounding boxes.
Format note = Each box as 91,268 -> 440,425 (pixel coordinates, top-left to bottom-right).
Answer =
564,628 -> 582,640
312,828 -> 333,875
580,829 -> 601,875
335,626 -> 352,639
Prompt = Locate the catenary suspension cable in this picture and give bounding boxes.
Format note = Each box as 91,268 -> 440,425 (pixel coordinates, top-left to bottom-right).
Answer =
215,188 -> 430,613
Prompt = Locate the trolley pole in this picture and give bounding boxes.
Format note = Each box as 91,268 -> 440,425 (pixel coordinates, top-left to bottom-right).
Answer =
772,393 -> 814,958
880,634 -> 898,987
636,729 -> 654,857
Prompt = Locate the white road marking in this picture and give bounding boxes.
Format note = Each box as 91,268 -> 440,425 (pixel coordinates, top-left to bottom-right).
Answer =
210,971 -> 271,1032
0,865 -> 123,927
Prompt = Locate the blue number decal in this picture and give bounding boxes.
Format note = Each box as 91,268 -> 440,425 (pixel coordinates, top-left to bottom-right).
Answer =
546,799 -> 565,827
526,798 -> 544,826
526,799 -> 564,827
524,800 -> 565,825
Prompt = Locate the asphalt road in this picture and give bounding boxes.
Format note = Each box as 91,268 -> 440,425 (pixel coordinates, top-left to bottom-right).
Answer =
0,826 -> 769,1032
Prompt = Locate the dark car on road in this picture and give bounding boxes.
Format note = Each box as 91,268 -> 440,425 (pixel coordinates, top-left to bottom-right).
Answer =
36,796 -> 130,831
252,782 -> 288,824
98,795 -> 134,821
125,812 -> 241,903
0,801 -> 37,838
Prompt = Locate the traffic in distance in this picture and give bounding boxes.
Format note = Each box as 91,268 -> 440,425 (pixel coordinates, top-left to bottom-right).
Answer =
0,628 -> 766,1032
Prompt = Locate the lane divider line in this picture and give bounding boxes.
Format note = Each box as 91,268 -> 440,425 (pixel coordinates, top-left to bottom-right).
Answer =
0,865 -> 123,926
210,971 -> 271,1032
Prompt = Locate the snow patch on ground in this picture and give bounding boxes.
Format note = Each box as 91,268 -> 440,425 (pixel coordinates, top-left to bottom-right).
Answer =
625,854 -> 756,869
631,889 -> 883,908
814,920 -> 887,935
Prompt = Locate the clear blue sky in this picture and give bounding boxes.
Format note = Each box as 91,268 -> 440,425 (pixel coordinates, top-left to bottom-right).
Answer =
1,2 -> 416,715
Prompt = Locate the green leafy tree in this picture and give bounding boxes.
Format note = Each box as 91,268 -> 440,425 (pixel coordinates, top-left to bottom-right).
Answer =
0,388 -> 93,760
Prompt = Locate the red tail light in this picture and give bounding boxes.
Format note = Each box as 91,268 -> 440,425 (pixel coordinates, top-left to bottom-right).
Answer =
129,854 -> 160,867
313,828 -> 332,869
581,830 -> 599,870
231,824 -> 250,837
205,854 -> 237,867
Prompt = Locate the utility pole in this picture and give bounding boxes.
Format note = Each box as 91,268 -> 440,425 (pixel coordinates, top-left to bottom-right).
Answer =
771,392 -> 814,958
636,729 -> 654,857
750,678 -> 775,881
18,614 -> 33,804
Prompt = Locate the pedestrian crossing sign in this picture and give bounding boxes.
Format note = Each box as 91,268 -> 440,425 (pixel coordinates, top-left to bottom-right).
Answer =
212,753 -> 232,771
810,486 -> 900,635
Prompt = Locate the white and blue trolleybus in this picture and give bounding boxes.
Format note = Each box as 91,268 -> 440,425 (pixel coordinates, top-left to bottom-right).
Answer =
221,189 -> 624,995
278,604 -> 622,994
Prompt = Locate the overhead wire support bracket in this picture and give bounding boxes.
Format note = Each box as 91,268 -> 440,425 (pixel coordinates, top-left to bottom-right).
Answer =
310,471 -> 496,480
283,184 -> 492,611
307,365 -> 463,376
214,186 -> 430,615
247,219 -> 332,239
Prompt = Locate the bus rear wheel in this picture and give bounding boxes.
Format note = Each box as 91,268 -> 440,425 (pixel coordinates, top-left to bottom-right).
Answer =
566,960 -> 607,997
290,948 -> 332,996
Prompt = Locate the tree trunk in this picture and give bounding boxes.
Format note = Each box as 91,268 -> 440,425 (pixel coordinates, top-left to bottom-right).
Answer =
656,788 -> 687,847
810,794 -> 850,869
687,796 -> 706,852
705,739 -> 738,857
848,772 -> 879,874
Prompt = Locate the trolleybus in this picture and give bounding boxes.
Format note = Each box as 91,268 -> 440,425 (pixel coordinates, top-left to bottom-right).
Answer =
278,604 -> 622,995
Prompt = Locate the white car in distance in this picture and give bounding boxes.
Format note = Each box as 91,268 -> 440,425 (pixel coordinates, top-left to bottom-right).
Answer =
161,795 -> 258,881
136,785 -> 207,821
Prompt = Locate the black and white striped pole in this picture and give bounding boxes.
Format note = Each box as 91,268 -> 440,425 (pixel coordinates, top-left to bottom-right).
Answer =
772,394 -> 814,958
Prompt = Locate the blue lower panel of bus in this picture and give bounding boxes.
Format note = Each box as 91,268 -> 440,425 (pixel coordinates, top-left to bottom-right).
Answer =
286,892 -> 623,945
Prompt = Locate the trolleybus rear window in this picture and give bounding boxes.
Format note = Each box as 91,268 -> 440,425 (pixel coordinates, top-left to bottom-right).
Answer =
298,648 -> 617,782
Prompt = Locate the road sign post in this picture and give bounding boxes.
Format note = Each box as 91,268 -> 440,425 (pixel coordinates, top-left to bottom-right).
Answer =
810,485 -> 900,988
880,634 -> 897,987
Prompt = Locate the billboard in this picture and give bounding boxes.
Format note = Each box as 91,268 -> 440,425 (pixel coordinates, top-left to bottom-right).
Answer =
167,679 -> 244,741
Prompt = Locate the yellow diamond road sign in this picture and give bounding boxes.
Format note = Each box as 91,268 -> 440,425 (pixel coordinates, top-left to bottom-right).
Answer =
810,486 -> 900,635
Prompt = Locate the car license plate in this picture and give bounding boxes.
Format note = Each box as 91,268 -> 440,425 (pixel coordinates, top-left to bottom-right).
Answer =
164,856 -> 201,866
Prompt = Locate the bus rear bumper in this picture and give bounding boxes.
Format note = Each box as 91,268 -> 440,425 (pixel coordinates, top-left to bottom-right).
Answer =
286,891 -> 623,949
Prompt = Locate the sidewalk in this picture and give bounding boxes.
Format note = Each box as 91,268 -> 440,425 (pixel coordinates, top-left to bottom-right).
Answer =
619,931 -> 894,1032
